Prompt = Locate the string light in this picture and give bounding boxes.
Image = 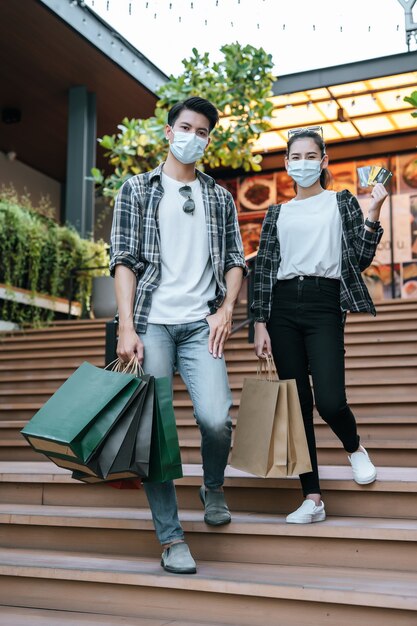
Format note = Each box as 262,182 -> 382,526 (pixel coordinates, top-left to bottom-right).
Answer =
154,12 -> 157,18
257,23 -> 260,29
368,25 -> 371,32
231,21 -> 234,27
351,99 -> 355,106
313,24 -> 315,31
282,24 -> 285,30
129,2 -> 132,15
179,15 -> 181,21
340,26 -> 343,32
190,1 -> 193,7
205,19 -> 208,25
106,0 -> 109,9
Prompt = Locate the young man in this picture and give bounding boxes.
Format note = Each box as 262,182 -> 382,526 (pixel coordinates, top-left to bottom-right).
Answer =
110,97 -> 246,574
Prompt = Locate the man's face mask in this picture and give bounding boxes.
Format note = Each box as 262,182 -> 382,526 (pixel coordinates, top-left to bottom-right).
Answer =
169,128 -> 208,164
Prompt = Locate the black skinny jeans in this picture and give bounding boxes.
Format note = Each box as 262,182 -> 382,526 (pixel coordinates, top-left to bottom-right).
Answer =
267,276 -> 360,496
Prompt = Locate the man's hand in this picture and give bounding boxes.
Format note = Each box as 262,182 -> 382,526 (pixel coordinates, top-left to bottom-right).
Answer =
254,322 -> 272,359
117,325 -> 144,365
206,303 -> 233,359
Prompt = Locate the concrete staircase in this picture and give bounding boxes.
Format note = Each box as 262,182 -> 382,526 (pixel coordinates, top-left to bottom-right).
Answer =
0,300 -> 416,624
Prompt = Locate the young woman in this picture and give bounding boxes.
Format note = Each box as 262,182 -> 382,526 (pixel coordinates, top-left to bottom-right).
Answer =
252,128 -> 388,524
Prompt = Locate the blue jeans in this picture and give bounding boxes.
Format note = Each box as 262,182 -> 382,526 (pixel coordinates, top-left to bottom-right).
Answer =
140,319 -> 233,544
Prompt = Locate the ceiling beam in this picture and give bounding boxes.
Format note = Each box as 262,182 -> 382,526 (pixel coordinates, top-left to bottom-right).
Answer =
37,0 -> 168,95
273,51 -> 417,95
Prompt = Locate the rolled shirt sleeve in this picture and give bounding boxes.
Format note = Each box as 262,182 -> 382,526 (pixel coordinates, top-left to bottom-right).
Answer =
109,179 -> 143,277
224,194 -> 248,276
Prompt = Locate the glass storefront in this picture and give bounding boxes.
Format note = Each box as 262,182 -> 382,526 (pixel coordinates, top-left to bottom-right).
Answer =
218,150 -> 417,302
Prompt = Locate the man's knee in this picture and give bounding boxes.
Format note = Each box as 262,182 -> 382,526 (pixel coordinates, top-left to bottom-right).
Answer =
196,407 -> 232,437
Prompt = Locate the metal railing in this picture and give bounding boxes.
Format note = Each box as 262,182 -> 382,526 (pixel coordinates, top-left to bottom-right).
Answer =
104,251 -> 258,365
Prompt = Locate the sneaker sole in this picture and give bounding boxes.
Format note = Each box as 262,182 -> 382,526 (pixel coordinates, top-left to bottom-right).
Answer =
160,560 -> 197,575
204,515 -> 232,526
286,512 -> 326,524
353,472 -> 377,485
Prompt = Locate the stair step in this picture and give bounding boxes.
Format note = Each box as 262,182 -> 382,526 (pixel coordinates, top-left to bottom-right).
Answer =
0,606 -> 224,626
0,376 -> 414,404
0,547 -> 416,625
1,463 -> 416,519
1,442 -> 416,468
1,504 -> 416,572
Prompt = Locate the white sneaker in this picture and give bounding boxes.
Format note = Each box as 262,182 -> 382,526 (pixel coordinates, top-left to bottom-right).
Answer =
286,499 -> 326,524
348,446 -> 377,485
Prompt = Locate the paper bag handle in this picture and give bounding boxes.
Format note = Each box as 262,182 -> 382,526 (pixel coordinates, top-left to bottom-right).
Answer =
257,355 -> 278,381
105,356 -> 144,377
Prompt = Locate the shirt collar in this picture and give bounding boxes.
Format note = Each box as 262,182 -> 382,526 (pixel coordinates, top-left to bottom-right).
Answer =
149,162 -> 215,188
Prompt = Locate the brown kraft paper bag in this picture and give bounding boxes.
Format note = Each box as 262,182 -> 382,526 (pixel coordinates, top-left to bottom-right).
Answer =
231,370 -> 312,478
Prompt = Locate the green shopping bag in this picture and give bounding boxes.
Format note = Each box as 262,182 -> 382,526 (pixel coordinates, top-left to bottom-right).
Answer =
21,361 -> 140,464
144,376 -> 183,483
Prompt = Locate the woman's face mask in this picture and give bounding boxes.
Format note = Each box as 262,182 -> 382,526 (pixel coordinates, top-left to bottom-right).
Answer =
287,158 -> 323,188
169,127 -> 208,164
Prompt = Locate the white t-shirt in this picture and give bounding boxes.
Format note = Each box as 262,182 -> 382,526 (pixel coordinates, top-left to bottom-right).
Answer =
147,172 -> 217,324
277,190 -> 342,280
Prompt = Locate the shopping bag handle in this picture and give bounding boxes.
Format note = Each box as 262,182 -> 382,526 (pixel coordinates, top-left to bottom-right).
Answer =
257,355 -> 278,381
105,356 -> 144,378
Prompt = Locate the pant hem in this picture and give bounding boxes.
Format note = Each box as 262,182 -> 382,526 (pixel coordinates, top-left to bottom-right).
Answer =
159,533 -> 184,546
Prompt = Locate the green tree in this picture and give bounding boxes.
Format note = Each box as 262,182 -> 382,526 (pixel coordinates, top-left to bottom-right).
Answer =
93,43 -> 275,200
404,90 -> 417,117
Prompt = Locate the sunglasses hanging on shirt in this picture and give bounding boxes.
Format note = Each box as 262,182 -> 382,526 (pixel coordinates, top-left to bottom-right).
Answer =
179,185 -> 195,215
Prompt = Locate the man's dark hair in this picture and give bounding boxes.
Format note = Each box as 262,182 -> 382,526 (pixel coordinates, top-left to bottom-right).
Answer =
167,97 -> 219,132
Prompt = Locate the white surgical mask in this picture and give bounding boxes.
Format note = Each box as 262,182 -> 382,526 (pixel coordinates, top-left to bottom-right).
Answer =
169,129 -> 207,164
287,159 -> 322,188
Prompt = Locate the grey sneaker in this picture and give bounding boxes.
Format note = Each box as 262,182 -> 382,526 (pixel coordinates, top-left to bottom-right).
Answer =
161,542 -> 196,574
199,486 -> 231,526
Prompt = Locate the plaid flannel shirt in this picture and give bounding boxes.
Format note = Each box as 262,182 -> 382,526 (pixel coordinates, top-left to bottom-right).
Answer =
252,189 -> 384,322
110,163 -> 247,333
